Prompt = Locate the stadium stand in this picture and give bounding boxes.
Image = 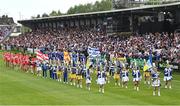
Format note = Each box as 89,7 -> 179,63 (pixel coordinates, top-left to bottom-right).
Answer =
0,16 -> 16,42
2,27 -> 180,64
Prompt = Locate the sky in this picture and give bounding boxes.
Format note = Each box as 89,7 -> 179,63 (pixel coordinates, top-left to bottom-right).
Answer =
0,0 -> 102,23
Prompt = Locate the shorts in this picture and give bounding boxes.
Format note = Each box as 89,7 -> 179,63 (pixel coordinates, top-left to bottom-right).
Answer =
97,78 -> 106,85
133,78 -> 141,82
86,79 -> 91,84
144,72 -> 150,77
71,74 -> 76,79
122,76 -> 129,82
114,74 -> 120,80
164,76 -> 172,81
76,75 -> 83,80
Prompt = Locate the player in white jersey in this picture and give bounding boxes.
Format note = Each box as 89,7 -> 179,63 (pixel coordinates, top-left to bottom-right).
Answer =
164,65 -> 173,89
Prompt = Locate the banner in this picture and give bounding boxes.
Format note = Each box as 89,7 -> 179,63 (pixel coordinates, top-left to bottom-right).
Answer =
158,62 -> 179,70
36,50 -> 49,61
88,47 -> 100,58
129,58 -> 144,68
27,48 -> 34,53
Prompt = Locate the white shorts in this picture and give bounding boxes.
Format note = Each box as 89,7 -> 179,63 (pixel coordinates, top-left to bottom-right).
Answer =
97,78 -> 106,85
133,78 -> 141,82
86,79 -> 91,84
122,76 -> 129,82
152,83 -> 160,87
164,76 -> 172,81
152,80 -> 160,87
37,67 -> 42,71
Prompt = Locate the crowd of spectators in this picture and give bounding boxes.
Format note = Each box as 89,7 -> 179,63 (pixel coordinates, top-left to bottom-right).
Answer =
2,27 -> 180,64
0,25 -> 12,42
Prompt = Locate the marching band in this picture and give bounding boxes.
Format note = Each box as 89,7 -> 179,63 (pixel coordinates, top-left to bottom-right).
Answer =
2,51 -> 173,96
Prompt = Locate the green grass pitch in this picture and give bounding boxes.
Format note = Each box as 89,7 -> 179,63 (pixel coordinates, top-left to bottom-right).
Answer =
0,50 -> 180,105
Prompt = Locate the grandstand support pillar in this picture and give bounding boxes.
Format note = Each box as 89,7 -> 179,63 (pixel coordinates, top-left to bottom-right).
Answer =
78,18 -> 80,28
55,22 -> 58,29
95,18 -> 98,27
89,18 -> 92,27
73,20 -> 75,27
68,20 -> 70,27
51,22 -> 53,29
84,19 -> 86,26
129,15 -> 133,32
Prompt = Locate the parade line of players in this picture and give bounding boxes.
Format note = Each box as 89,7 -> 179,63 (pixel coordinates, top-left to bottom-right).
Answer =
3,52 -> 173,96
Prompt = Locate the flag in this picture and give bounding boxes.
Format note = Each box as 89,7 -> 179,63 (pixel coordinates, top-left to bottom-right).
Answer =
143,59 -> 152,71
64,51 -> 71,63
143,64 -> 149,71
149,48 -> 153,65
36,50 -> 49,61
86,56 -> 91,69
88,47 -> 100,58
43,54 -> 49,60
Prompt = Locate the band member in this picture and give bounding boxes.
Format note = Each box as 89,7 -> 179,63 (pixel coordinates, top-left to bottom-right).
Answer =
86,66 -> 92,91
97,67 -> 106,93
121,67 -> 129,88
132,67 -> 141,91
31,57 -> 37,75
52,64 -> 57,80
109,61 -> 115,76
164,65 -> 172,89
151,66 -> 161,96
57,64 -> 63,82
42,61 -> 49,78
70,67 -> 76,86
114,66 -> 120,86
49,64 -> 53,79
22,55 -> 30,72
63,63 -> 68,84
144,66 -> 151,85
51,51 -> 57,64
104,62 -> 110,84
36,60 -> 42,76
76,64 -> 83,88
